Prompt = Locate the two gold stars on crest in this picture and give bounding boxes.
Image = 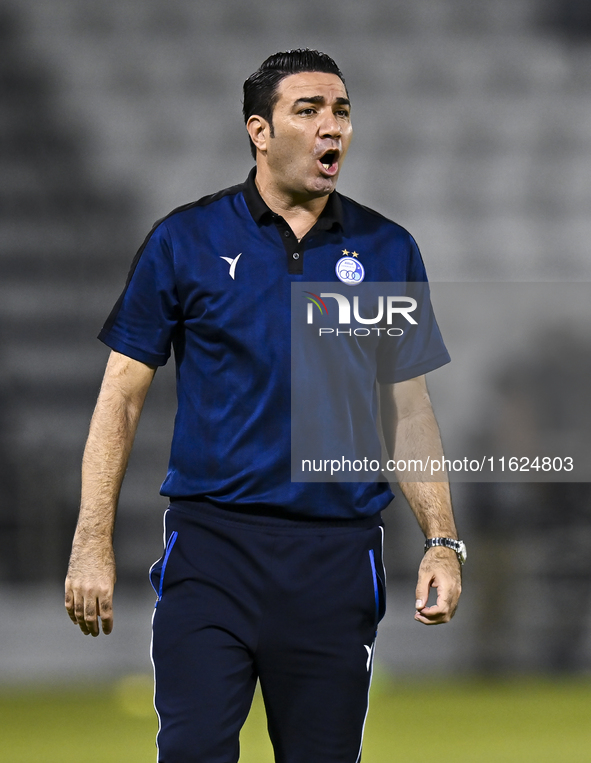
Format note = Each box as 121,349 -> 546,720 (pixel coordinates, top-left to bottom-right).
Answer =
342,249 -> 359,257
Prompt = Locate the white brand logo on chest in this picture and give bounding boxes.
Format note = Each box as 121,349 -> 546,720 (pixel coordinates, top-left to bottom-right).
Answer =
220,252 -> 242,280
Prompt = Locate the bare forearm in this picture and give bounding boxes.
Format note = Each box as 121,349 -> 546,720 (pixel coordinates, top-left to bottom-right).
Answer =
393,409 -> 457,539
73,355 -> 152,547
76,378 -> 145,544
381,376 -> 456,538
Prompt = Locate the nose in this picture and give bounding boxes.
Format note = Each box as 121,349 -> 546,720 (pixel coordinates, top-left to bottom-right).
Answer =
319,109 -> 342,138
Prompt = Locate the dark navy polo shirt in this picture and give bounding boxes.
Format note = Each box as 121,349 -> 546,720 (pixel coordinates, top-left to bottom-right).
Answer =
98,168 -> 450,519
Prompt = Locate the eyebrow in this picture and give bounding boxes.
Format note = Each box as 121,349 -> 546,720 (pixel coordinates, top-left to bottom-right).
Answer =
293,96 -> 351,108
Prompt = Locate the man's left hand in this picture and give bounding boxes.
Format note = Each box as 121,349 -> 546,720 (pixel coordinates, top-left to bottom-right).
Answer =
414,547 -> 461,625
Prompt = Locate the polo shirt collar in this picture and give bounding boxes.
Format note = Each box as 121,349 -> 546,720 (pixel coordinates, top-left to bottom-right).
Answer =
243,166 -> 344,232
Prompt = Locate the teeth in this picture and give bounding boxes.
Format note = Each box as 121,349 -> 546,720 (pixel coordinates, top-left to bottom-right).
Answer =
322,162 -> 331,169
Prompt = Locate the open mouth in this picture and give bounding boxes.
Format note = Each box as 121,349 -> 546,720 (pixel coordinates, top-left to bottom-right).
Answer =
318,149 -> 339,175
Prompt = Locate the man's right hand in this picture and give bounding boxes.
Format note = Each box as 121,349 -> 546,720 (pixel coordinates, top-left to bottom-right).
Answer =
65,545 -> 116,636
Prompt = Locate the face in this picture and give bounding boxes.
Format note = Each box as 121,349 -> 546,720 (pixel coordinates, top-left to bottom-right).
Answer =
251,71 -> 352,199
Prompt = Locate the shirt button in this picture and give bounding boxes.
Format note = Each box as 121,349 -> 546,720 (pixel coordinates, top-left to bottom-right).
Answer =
293,252 -> 300,260
283,230 -> 290,238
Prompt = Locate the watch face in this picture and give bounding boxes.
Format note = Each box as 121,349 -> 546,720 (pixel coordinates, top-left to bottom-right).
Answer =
457,541 -> 467,565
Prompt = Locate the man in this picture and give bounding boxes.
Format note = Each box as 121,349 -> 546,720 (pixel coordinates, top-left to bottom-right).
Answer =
65,50 -> 463,762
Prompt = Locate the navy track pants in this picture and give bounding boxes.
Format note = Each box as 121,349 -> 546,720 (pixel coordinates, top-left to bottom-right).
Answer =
150,501 -> 386,763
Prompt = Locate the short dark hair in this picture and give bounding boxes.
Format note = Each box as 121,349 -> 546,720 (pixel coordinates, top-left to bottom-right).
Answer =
243,49 -> 347,159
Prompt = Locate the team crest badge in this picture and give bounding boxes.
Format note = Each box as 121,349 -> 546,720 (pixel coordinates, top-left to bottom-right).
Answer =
335,250 -> 365,285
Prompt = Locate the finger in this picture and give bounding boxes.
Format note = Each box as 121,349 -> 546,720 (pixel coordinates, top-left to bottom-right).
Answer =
98,594 -> 114,635
73,592 -> 92,636
414,594 -> 450,624
414,610 -> 448,625
64,584 -> 77,624
85,597 -> 100,637
433,576 -> 460,617
415,574 -> 433,612
414,588 -> 458,624
75,590 -> 98,636
416,603 -> 446,619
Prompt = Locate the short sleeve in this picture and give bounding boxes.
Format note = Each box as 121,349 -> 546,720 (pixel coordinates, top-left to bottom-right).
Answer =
376,234 -> 450,383
98,222 -> 181,366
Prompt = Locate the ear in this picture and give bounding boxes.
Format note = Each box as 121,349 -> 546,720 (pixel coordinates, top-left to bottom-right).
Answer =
246,115 -> 270,154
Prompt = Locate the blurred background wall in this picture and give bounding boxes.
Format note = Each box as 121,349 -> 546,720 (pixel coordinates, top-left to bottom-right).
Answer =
1,0 -> 591,682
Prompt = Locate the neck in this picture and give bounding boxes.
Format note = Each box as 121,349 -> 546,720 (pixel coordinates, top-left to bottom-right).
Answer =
254,164 -> 330,241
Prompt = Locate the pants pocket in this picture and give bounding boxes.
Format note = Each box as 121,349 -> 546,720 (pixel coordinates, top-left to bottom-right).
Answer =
368,546 -> 386,626
149,530 -> 178,607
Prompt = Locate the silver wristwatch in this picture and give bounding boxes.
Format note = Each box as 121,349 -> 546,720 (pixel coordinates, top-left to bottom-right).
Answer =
424,537 -> 467,565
